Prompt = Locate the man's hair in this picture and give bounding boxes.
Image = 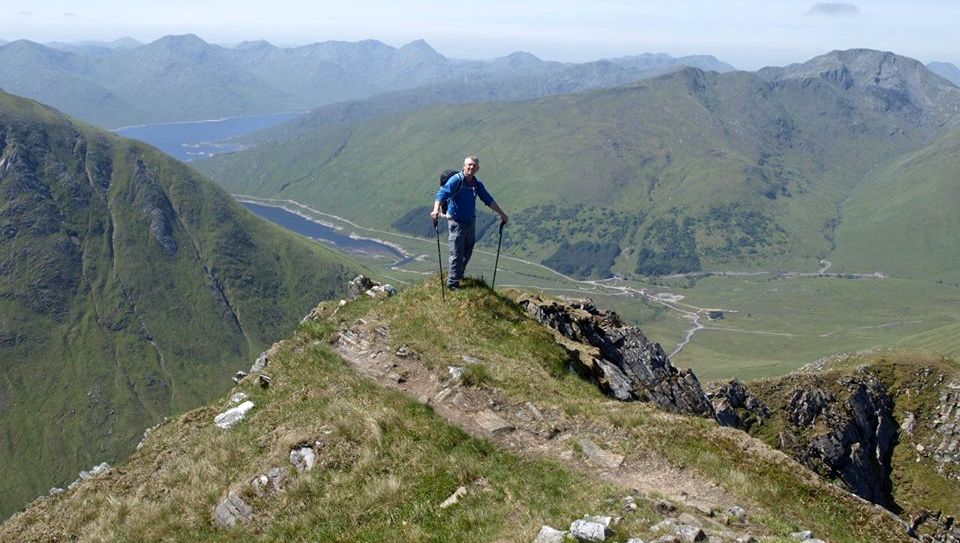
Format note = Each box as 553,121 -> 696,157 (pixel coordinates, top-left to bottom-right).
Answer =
464,155 -> 480,166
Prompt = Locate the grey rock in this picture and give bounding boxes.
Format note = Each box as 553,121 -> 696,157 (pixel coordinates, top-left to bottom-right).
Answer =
569,519 -> 612,542
448,366 -> 465,383
778,374 -> 899,509
258,374 -> 272,389
213,491 -> 253,528
654,498 -> 678,514
290,446 -> 316,472
476,410 -> 514,435
626,539 -> 647,543
214,401 -> 255,429
901,411 -> 918,435
707,379 -> 770,430
462,355 -> 482,365
584,515 -> 620,527
518,294 -> 714,417
229,392 -> 248,405
251,467 -> 288,495
49,487 -> 64,496
395,345 -> 411,357
725,505 -> 747,521
675,525 -> 707,542
79,462 -> 110,480
651,519 -> 677,532
533,525 -> 568,543
347,275 -> 377,299
790,531 -> 813,540
579,438 -> 624,470
232,370 -> 248,384
251,351 -> 269,373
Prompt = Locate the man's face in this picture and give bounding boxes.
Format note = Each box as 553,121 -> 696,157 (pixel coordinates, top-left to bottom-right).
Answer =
463,159 -> 479,178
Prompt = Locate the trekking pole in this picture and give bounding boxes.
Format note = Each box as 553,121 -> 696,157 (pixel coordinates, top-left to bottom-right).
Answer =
434,219 -> 445,301
491,221 -> 505,291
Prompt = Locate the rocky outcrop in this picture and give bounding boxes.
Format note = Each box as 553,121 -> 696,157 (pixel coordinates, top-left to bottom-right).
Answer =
706,379 -> 770,431
928,379 -> 960,480
518,294 -> 714,417
347,275 -> 396,299
773,374 -> 898,509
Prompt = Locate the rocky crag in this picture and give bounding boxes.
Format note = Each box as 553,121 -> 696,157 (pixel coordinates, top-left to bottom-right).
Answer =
517,293 -> 714,417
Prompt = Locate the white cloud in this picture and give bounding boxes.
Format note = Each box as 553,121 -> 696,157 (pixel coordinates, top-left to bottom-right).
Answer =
807,3 -> 860,17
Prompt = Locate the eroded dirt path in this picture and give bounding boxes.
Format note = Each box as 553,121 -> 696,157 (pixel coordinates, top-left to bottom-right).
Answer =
333,319 -> 737,514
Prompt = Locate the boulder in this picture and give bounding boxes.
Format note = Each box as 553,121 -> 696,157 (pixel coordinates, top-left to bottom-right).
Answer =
533,525 -> 568,543
569,518 -> 612,542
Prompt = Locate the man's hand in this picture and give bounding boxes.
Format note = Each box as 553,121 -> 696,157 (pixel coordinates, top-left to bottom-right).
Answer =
430,209 -> 441,221
499,213 -> 509,225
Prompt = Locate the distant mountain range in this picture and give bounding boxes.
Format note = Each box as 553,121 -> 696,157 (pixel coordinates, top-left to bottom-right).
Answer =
196,49 -> 960,284
0,90 -> 362,518
928,61 -> 960,86
0,34 -> 733,128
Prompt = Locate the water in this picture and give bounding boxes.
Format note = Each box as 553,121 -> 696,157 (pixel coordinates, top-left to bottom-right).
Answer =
241,202 -> 408,262
115,112 -> 302,161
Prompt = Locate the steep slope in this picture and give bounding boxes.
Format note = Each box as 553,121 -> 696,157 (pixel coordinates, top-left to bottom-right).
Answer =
197,49 -> 959,278
0,280 -> 913,542
831,127 -> 960,282
744,351 -> 960,540
0,91 -> 361,518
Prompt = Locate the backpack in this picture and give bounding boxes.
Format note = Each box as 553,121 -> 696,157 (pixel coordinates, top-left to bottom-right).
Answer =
438,169 -> 463,215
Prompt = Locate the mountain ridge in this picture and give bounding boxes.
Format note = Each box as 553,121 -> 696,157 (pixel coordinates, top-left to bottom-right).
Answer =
0,89 -> 363,518
0,35 -> 737,127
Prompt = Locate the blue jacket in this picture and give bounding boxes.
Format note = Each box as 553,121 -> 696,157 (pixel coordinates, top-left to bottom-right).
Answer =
436,172 -> 495,223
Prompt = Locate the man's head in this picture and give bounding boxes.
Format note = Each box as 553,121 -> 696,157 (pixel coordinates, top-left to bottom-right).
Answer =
463,156 -> 480,179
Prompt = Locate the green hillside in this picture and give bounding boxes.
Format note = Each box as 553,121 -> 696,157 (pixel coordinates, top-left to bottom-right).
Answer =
832,128 -> 960,283
0,281 -> 914,542
0,91 -> 362,518
198,53 -> 953,278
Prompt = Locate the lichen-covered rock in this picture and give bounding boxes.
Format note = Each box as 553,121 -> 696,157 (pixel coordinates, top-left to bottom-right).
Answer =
213,491 -> 253,528
518,294 -> 714,417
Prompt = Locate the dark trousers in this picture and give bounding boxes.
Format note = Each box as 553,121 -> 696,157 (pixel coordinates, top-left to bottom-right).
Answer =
447,219 -> 475,287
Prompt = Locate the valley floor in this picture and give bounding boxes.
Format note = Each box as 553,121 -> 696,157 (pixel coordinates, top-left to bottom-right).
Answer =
239,196 -> 960,381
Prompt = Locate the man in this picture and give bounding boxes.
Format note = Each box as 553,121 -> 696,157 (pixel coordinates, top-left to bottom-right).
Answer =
430,156 -> 509,290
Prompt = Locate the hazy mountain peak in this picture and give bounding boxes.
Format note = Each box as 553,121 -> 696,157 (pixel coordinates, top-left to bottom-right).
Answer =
235,39 -> 276,51
150,33 -> 211,50
928,61 -> 960,87
397,39 -> 441,57
758,48 -> 960,122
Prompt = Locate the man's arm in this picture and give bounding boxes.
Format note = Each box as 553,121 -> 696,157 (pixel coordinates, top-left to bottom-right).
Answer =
488,201 -> 508,225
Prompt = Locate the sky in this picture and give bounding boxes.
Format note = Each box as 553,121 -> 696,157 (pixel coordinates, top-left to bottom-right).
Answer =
2,0 -> 958,70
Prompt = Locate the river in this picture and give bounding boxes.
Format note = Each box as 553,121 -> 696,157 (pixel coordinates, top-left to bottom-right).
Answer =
241,202 -> 409,263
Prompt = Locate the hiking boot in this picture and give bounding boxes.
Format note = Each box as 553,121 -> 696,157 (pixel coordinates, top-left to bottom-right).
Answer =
447,284 -> 460,291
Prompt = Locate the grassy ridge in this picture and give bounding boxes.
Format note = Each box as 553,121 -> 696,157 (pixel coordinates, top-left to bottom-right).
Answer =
1,281 -> 913,542
0,91 -> 363,518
